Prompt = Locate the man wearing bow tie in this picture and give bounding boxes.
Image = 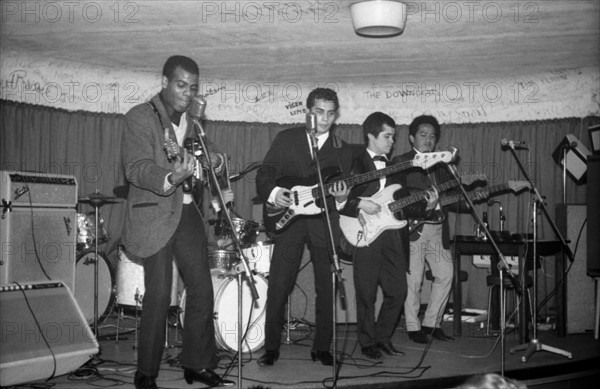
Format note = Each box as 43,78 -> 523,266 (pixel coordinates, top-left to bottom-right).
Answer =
341,112 -> 436,359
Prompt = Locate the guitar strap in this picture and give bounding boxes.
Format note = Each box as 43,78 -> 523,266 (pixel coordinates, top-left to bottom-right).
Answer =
148,101 -> 171,141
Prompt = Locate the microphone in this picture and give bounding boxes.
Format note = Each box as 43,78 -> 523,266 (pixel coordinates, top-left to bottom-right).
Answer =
188,95 -> 207,119
306,112 -> 317,134
501,138 -> 528,149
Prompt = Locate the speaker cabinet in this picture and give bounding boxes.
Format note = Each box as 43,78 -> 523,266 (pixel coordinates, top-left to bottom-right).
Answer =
587,155 -> 600,276
0,281 -> 99,386
1,208 -> 77,290
556,204 -> 596,334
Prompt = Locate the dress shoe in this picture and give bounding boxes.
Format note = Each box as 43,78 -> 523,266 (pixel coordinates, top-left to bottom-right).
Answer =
311,350 -> 335,366
408,330 -> 429,344
134,371 -> 158,389
257,349 -> 280,366
377,342 -> 405,356
422,326 -> 455,342
183,368 -> 234,387
361,345 -> 382,359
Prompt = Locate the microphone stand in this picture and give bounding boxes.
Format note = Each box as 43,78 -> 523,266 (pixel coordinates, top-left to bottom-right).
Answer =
504,144 -> 573,362
308,130 -> 346,386
446,162 -> 520,376
192,117 -> 258,389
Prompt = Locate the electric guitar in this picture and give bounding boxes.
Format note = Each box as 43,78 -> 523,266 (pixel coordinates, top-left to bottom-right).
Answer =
340,180 -> 529,247
263,151 -> 455,233
338,172 -> 486,246
406,180 -> 531,233
163,135 -> 196,193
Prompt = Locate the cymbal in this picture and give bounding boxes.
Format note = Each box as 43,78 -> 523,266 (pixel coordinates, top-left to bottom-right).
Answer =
79,192 -> 121,205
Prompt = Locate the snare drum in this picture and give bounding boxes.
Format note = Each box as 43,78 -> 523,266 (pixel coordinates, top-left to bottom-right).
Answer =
74,250 -> 115,324
179,273 -> 268,353
209,250 -> 238,274
215,217 -> 260,246
241,241 -> 274,275
116,248 -> 179,308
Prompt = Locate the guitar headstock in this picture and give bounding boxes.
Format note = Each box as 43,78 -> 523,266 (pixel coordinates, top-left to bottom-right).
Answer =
413,150 -> 456,170
507,180 -> 531,193
164,135 -> 180,163
459,172 -> 487,186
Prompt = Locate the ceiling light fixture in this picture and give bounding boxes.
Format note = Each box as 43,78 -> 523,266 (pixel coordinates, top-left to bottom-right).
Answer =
350,0 -> 408,38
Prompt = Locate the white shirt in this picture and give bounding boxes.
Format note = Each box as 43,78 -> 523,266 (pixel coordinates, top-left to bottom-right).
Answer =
367,149 -> 387,194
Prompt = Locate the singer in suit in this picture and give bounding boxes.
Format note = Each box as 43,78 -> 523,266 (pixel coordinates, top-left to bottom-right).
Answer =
340,112 -> 436,359
255,88 -> 355,366
122,55 -> 233,389
391,115 -> 456,344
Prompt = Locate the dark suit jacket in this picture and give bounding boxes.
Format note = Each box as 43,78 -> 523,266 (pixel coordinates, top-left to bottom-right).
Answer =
256,126 -> 355,204
121,93 -> 219,258
392,149 -> 453,249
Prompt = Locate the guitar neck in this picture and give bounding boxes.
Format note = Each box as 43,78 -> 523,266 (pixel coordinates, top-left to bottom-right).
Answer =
440,182 -> 511,207
312,159 -> 417,198
387,179 -> 460,213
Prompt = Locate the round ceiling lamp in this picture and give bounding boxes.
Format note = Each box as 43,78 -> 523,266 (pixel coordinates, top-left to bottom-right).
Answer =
350,0 -> 408,38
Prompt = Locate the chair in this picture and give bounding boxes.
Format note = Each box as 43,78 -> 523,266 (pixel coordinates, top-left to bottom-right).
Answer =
486,272 -> 533,335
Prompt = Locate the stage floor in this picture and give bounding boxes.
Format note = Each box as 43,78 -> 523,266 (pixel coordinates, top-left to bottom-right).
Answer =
23,307 -> 600,389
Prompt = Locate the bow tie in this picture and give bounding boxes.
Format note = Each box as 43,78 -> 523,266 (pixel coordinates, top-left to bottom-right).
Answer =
372,155 -> 387,162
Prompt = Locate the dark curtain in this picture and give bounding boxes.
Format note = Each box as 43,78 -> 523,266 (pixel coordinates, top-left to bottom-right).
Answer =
2,100 -> 598,308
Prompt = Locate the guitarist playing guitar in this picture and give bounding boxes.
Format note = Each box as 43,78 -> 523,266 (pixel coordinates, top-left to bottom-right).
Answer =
391,115 -> 460,344
255,88 -> 354,367
339,112 -> 438,359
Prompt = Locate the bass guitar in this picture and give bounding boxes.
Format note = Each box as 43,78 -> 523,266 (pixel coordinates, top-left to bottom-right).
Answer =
339,172 -> 486,246
406,180 -> 530,233
340,180 -> 529,247
264,151 -> 455,233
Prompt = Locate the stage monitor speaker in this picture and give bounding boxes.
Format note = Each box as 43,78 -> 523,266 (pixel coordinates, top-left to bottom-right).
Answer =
556,204 -> 595,334
587,155 -> 600,276
0,281 -> 99,387
1,208 -> 77,290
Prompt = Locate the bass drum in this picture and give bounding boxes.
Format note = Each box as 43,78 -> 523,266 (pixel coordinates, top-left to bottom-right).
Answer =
74,250 -> 115,324
116,248 -> 179,308
179,273 -> 268,353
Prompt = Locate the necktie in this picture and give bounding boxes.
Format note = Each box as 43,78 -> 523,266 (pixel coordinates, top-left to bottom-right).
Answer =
372,155 -> 387,162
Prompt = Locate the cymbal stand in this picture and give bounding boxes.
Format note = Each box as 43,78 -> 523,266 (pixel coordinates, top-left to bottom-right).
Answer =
504,143 -> 572,362
447,162 -> 520,376
87,197 -> 104,338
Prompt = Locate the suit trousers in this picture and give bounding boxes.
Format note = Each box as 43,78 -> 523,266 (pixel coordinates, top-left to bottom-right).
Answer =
404,223 -> 453,331
353,229 -> 407,348
263,217 -> 334,352
138,204 -> 217,377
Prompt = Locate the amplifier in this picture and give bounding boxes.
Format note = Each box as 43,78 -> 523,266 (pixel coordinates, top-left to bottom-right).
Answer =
0,281 -> 99,386
1,171 -> 78,208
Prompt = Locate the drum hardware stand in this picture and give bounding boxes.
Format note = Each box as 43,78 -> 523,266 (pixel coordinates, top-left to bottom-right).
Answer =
503,142 -> 573,363
285,294 -> 292,344
446,157 -> 521,377
307,116 -> 346,386
192,113 -> 256,389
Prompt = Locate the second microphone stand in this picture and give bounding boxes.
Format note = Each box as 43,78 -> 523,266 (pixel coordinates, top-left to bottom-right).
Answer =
308,129 -> 346,386
192,118 -> 258,389
504,143 -> 573,362
447,161 -> 521,376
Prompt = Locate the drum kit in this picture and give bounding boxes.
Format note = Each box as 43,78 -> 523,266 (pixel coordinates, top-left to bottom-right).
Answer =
72,187 -> 273,353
